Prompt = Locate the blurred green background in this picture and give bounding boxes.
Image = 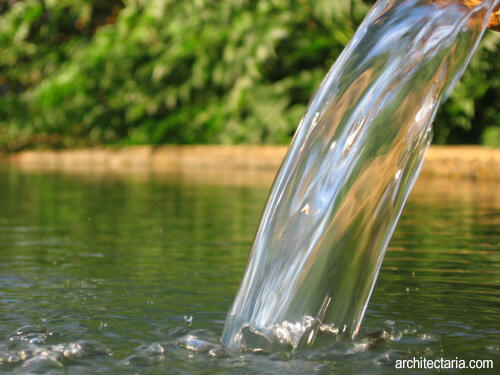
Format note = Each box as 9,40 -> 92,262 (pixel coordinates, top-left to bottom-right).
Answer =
0,0 -> 498,151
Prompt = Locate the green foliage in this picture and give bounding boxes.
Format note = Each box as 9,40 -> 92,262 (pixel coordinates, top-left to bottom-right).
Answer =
0,0 -> 498,150
482,126 -> 500,147
0,0 -> 122,149
434,31 -> 500,145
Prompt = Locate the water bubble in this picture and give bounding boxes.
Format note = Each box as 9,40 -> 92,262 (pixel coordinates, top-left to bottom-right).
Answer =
177,335 -> 217,353
51,340 -> 112,359
374,350 -> 406,366
22,351 -> 63,372
124,343 -> 165,367
9,326 -> 48,346
25,333 -> 47,345
208,347 -> 229,358
389,331 -> 402,341
418,333 -> 436,342
0,352 -> 24,365
13,326 -> 44,336
145,343 -> 164,355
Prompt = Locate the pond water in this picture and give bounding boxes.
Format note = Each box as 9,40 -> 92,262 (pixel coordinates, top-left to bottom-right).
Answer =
0,166 -> 498,374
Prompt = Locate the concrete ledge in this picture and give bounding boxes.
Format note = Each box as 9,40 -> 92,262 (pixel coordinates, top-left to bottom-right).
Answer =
4,145 -> 499,180
420,146 -> 500,180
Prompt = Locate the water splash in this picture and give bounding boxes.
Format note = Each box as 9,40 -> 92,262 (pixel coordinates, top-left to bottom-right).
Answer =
222,0 -> 498,351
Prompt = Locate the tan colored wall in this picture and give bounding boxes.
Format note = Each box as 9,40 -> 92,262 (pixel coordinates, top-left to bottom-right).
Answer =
4,145 -> 499,180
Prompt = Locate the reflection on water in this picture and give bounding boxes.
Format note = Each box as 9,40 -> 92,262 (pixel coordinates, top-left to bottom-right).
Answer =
0,166 -> 498,374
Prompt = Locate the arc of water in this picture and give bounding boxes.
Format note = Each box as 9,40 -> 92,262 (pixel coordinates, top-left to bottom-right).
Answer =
223,0 -> 499,351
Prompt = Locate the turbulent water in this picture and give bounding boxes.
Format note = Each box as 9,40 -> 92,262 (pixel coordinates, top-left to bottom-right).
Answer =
222,0 -> 499,351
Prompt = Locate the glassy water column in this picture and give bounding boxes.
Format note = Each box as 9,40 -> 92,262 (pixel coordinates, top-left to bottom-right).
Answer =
223,0 -> 498,351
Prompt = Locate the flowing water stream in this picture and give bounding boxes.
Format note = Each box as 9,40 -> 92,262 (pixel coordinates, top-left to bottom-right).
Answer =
222,0 -> 499,351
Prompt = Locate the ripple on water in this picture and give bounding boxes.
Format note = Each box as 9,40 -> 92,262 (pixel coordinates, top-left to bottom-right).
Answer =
0,165 -> 497,374
0,325 -> 112,374
0,317 -> 491,375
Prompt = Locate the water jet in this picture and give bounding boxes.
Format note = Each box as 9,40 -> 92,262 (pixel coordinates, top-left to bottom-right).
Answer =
222,0 -> 499,351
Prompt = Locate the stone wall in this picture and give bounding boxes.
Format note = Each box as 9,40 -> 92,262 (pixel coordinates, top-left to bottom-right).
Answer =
4,145 -> 499,180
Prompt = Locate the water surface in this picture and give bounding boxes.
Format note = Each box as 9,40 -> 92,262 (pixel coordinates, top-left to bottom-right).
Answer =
0,166 -> 498,374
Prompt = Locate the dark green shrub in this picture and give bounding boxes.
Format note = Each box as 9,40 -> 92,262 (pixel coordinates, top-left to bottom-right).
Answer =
0,0 -> 498,150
